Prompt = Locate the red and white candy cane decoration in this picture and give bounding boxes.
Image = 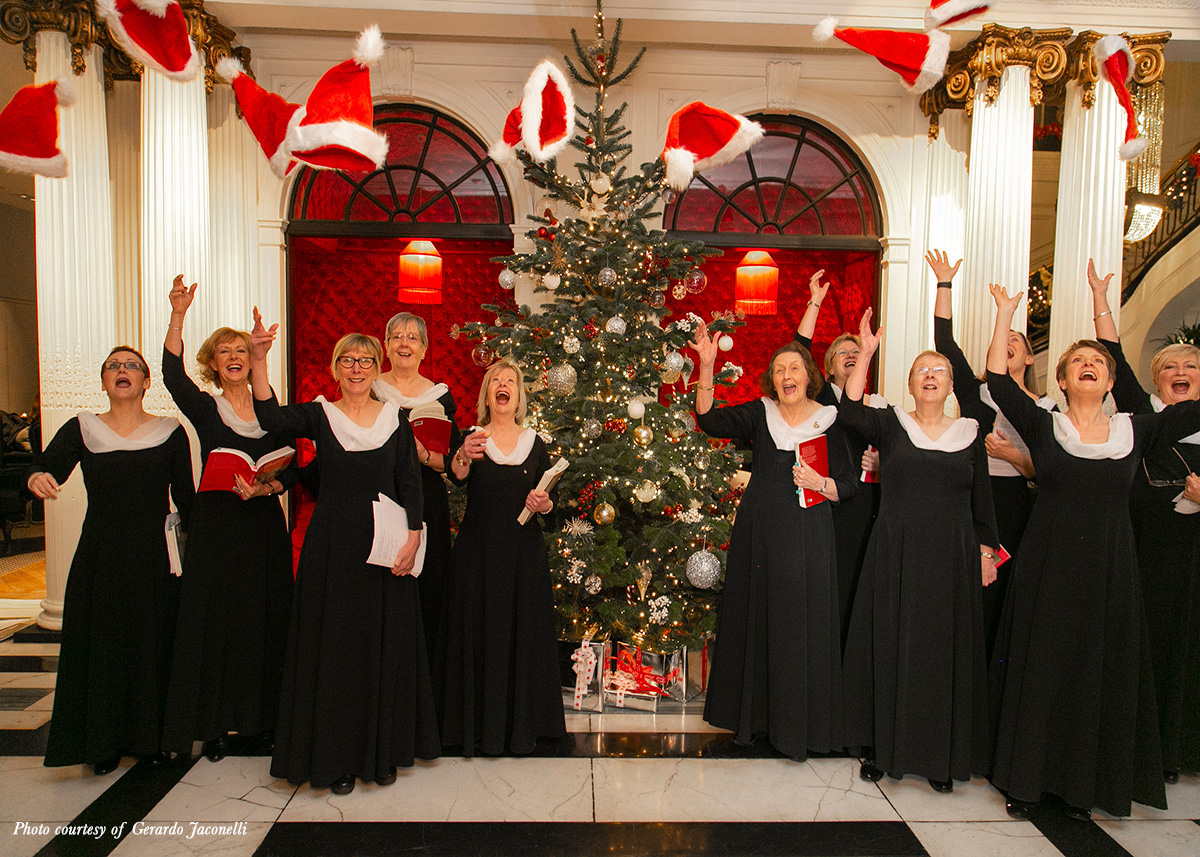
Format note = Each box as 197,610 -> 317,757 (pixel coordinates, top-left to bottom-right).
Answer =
571,641 -> 598,711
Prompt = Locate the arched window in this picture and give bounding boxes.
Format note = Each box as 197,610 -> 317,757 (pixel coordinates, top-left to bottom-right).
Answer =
287,104 -> 513,239
663,114 -> 881,250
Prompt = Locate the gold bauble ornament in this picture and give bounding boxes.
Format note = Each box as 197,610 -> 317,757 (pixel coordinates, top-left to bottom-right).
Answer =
633,425 -> 654,447
593,502 -> 616,525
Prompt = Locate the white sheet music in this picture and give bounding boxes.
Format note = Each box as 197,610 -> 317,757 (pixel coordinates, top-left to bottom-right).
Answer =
367,493 -> 428,576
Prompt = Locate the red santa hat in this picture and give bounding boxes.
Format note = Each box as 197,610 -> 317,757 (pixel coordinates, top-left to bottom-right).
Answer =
1095,35 -> 1147,161
660,102 -> 764,192
0,80 -> 76,178
488,60 -> 575,164
216,58 -> 301,179
814,18 -> 950,95
284,25 -> 389,173
95,0 -> 200,82
924,0 -> 996,31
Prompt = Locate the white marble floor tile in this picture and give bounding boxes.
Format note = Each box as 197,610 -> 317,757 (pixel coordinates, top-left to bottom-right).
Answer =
1095,774 -> 1200,820
277,757 -> 594,822
593,757 -> 898,822
0,756 -> 133,822
0,642 -> 59,655
144,757 -> 295,823
875,775 -> 1011,821
0,672 -> 57,688
0,710 -> 51,729
563,712 -> 593,732
109,821 -> 273,857
908,821 -> 1066,857
1095,819 -> 1200,857
1,827 -> 56,857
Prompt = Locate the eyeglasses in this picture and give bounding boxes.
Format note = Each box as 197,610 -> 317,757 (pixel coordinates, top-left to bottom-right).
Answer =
833,349 -> 860,358
914,366 -> 948,376
1143,447 -> 1194,488
337,356 -> 377,369
389,333 -> 423,345
103,360 -> 147,373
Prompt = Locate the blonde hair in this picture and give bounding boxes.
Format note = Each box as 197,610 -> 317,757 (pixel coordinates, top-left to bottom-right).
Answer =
476,358 -> 527,426
1150,342 -> 1200,398
329,333 -> 384,380
196,328 -> 252,389
824,333 -> 861,377
1054,340 -> 1115,405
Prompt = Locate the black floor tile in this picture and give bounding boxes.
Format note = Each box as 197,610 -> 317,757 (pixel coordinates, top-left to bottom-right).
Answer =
0,687 -> 52,709
13,625 -> 61,644
0,721 -> 49,755
254,822 -> 928,857
1030,797 -> 1133,857
0,655 -> 59,672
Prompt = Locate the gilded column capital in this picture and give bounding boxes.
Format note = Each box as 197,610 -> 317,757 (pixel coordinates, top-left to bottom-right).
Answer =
1065,31 -> 1169,110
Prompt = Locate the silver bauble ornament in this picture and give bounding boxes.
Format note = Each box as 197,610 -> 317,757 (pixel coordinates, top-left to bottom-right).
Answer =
584,574 -> 603,595
542,272 -> 561,291
633,481 -> 657,503
582,418 -> 602,439
590,174 -> 612,194
597,267 -> 617,287
627,400 -> 645,420
694,451 -> 710,470
663,352 -> 685,373
471,344 -> 495,367
498,268 -> 517,289
649,291 -> 666,309
686,550 -> 721,589
546,363 -> 578,396
718,335 -> 734,352
663,188 -> 679,204
605,316 -> 627,335
684,268 -> 707,294
563,335 -> 581,354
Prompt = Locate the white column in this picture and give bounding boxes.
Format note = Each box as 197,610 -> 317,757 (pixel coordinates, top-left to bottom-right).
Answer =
139,65 -> 211,408
1048,78 -> 1126,363
207,83 -> 259,339
107,80 -> 141,347
961,66 -> 1035,371
33,33 -> 118,629
924,111 -> 971,326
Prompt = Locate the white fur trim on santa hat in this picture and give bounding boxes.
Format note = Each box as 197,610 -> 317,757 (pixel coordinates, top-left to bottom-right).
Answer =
132,0 -> 172,17
216,56 -> 244,82
54,79 -> 77,107
909,28 -> 951,94
97,0 -> 201,83
1120,137 -> 1148,161
287,116 -> 388,171
353,25 -> 385,68
663,148 -> 696,191
487,139 -> 518,164
1095,35 -> 1134,83
0,150 -> 68,179
520,60 -> 575,163
814,17 -> 838,43
692,115 -> 765,173
924,0 -> 991,32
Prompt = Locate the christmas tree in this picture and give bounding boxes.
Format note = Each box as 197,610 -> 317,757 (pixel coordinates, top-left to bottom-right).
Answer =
458,3 -> 747,650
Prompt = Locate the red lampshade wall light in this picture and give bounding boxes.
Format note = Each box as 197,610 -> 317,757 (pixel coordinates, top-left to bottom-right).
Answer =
734,250 -> 778,315
398,240 -> 442,304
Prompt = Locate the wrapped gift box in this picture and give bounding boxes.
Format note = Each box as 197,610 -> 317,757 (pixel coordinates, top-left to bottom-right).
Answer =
602,641 -> 715,704
557,638 -> 610,712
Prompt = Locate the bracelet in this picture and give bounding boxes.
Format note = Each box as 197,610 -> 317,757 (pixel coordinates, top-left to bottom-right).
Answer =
936,282 -> 952,289
981,550 -> 995,560
1094,310 -> 1112,321
456,452 -> 470,468
697,383 -> 714,391
807,300 -> 821,309
821,477 -> 828,493
168,325 -> 183,331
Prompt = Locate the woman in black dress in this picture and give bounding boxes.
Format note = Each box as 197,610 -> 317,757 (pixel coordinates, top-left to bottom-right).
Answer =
29,347 -> 194,775
987,285 -> 1200,819
442,358 -> 565,755
250,320 -> 438,795
1089,262 -> 1200,784
793,270 -> 883,646
839,310 -> 998,793
161,276 -> 296,763
373,312 -> 461,664
692,322 -> 852,759
927,250 -> 1051,660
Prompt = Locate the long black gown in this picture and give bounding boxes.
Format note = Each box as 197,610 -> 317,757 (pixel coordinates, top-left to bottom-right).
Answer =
34,414 -> 194,766
934,315 -> 1055,659
795,333 -> 882,645
440,429 -> 566,755
697,398 -> 854,759
838,397 -> 996,783
987,370 -> 1200,815
371,380 -> 462,661
255,395 -> 440,787
1100,338 -> 1200,776
161,348 -> 296,752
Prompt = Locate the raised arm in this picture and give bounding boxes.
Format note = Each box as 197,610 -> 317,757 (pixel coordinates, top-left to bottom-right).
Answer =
689,320 -> 720,416
794,269 -> 829,344
927,249 -> 962,321
986,285 -> 1023,376
165,274 -> 196,358
1088,259 -> 1119,343
249,306 -> 279,403
843,308 -> 881,403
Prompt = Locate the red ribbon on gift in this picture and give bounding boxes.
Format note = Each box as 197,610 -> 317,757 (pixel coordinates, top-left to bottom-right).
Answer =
610,647 -> 680,698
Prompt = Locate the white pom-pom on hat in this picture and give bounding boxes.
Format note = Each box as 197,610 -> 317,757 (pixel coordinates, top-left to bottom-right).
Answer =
53,79 -> 77,108
216,57 -> 244,82
353,25 -> 385,68
814,17 -> 838,43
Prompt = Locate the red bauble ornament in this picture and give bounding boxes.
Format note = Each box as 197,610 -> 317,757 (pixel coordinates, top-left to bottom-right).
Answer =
585,136 -> 594,147
604,418 -> 627,434
537,227 -> 550,240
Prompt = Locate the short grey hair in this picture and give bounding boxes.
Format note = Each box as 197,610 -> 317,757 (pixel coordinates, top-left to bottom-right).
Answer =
385,312 -> 429,348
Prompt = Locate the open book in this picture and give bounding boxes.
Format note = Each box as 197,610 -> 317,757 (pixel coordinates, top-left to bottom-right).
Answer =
198,446 -> 294,494
408,401 -> 453,455
796,435 -> 829,509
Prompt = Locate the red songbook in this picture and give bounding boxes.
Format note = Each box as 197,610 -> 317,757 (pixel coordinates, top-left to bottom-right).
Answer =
860,444 -> 880,484
796,434 -> 829,509
198,446 -> 294,493
995,545 -> 1012,568
408,402 -> 452,455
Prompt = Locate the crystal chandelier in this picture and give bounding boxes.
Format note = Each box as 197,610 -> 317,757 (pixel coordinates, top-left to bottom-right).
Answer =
1124,81 -> 1165,243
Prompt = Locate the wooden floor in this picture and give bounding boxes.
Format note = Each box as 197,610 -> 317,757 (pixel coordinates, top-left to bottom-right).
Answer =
0,561 -> 46,600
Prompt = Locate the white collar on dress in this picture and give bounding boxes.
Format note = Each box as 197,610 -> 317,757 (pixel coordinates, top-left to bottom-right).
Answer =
210,393 -> 267,439
78,411 -> 180,453
316,396 -> 400,452
1150,394 -> 1200,445
980,384 -> 1057,414
1050,411 -> 1134,460
372,379 -> 449,409
894,408 -> 978,452
829,384 -> 886,409
485,427 -> 536,465
761,398 -> 838,451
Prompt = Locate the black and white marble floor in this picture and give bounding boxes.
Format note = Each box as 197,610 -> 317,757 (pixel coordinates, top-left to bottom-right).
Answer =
2,631 -> 1199,857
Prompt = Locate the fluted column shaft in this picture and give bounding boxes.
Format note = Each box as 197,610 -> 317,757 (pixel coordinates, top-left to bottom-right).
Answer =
961,65 -> 1035,371
1048,80 -> 1126,365
923,110 -> 972,330
33,32 -> 118,630
107,80 -> 141,347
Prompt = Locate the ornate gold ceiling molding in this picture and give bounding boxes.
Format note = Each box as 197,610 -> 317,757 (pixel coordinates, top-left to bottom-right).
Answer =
922,23 -> 1072,140
0,0 -> 251,90
1066,29 -> 1170,109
